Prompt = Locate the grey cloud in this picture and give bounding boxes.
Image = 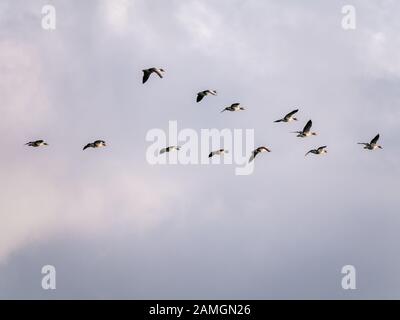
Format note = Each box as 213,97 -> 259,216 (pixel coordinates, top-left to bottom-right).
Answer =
0,0 -> 399,299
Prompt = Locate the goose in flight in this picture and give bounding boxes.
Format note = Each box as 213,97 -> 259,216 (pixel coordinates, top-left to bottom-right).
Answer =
197,90 -> 217,103
160,146 -> 180,154
25,140 -> 48,147
221,103 -> 245,113
292,120 -> 317,137
249,146 -> 271,163
358,134 -> 383,150
305,146 -> 328,156
142,67 -> 165,84
274,109 -> 299,123
209,149 -> 228,158
83,140 -> 106,151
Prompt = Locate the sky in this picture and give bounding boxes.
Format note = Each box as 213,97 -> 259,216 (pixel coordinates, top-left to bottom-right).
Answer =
0,0 -> 400,299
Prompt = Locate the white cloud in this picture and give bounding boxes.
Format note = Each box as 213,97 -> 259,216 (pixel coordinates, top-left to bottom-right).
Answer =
100,0 -> 132,35
0,162 -> 182,263
0,40 -> 52,136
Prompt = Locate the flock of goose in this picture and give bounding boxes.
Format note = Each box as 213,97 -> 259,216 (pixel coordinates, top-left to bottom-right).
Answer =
25,67 -> 383,163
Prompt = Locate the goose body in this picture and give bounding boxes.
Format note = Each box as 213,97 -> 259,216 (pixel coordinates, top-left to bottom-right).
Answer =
160,146 -> 180,154
274,109 -> 299,123
197,90 -> 217,103
221,103 -> 245,113
249,146 -> 271,163
208,149 -> 228,158
293,120 -> 317,138
25,140 -> 48,147
358,134 -> 382,150
142,67 -> 165,84
305,146 -> 328,156
83,140 -> 106,150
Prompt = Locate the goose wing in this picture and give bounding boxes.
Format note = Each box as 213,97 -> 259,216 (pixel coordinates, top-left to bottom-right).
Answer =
317,146 -> 327,152
305,150 -> 314,156
303,120 -> 312,133
197,92 -> 205,102
284,109 -> 299,120
249,149 -> 259,163
142,70 -> 151,84
370,134 -> 380,145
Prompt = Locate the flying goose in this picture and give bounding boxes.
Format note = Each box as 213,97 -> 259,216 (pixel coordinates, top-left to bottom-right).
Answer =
292,120 -> 317,137
83,140 -> 106,150
142,67 -> 165,84
221,103 -> 245,113
197,90 -> 217,103
358,134 -> 383,150
25,140 -> 48,147
209,149 -> 228,158
249,146 -> 271,163
160,146 -> 180,154
305,146 -> 328,156
274,109 -> 299,123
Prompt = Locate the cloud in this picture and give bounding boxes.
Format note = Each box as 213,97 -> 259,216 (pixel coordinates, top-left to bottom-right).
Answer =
0,40 -> 52,136
0,161 -> 181,263
100,0 -> 132,35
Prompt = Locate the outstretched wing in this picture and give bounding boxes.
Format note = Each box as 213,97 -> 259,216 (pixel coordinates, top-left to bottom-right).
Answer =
370,134 -> 380,145
285,109 -> 298,119
83,144 -> 91,151
142,70 -> 150,84
303,120 -> 312,133
197,92 -> 204,102
249,150 -> 258,163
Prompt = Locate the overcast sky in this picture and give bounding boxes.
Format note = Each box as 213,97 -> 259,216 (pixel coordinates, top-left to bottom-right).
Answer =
0,0 -> 400,299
